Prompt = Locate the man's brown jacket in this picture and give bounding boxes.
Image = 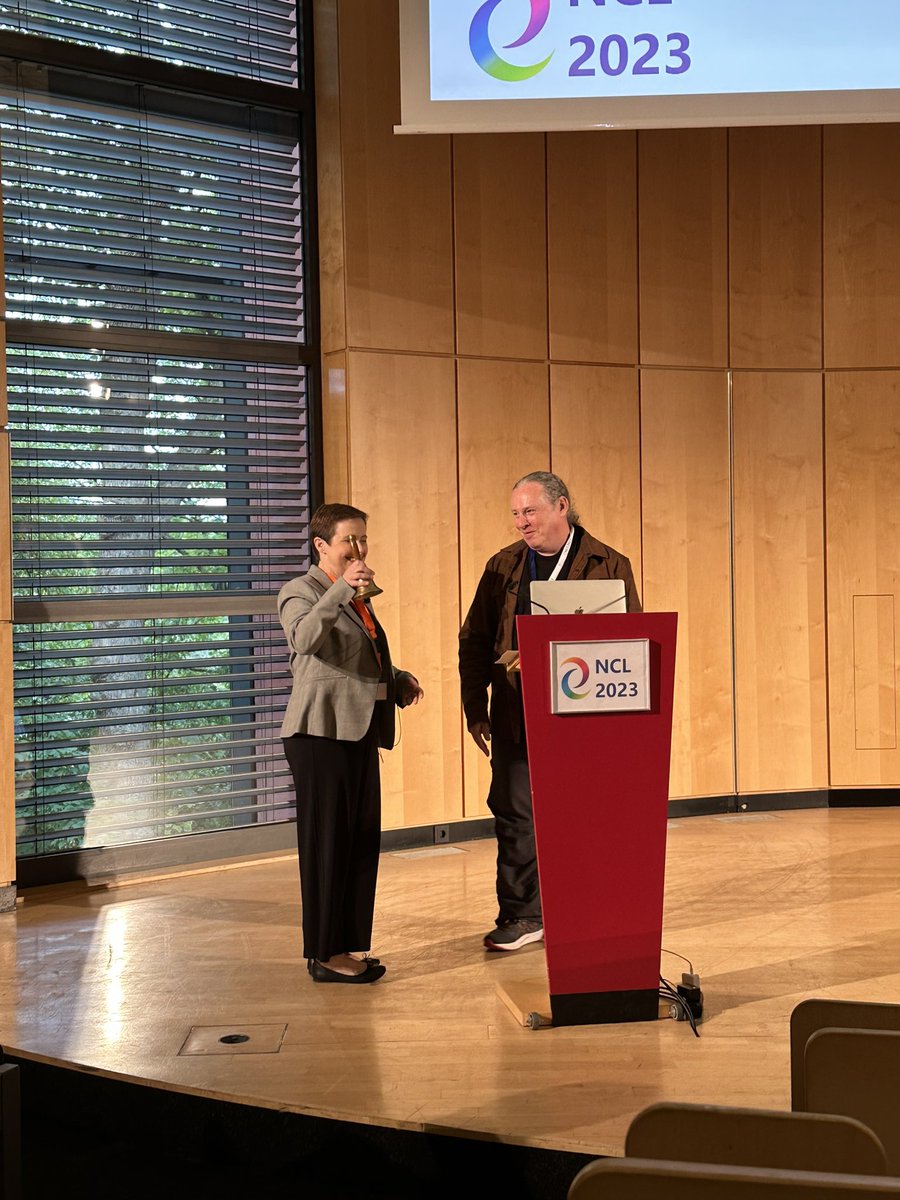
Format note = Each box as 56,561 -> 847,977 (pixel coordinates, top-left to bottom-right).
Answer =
458,530 -> 642,743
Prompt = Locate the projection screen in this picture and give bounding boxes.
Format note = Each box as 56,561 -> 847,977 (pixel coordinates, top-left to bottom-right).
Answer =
397,0 -> 900,133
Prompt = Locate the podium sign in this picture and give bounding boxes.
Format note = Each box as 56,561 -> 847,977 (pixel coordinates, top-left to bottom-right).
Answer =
550,638 -> 650,714
518,612 -> 677,1027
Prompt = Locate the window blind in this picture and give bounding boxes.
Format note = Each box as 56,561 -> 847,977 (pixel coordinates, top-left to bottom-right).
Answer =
9,345 -> 309,854
0,0 -> 299,88
14,615 -> 295,854
2,17 -> 316,862
1,62 -> 304,340
8,346 -> 310,599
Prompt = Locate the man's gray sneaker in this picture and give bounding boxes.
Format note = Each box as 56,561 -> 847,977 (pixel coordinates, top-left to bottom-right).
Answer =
483,917 -> 544,952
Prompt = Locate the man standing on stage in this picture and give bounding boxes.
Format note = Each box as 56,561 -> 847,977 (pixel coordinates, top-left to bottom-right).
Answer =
459,471 -> 642,951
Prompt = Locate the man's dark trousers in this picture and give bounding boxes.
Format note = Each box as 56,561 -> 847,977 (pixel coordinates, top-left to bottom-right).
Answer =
487,738 -> 541,923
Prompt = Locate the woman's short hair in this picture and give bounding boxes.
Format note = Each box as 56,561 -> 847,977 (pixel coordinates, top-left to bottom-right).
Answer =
512,471 -> 581,526
310,503 -> 368,559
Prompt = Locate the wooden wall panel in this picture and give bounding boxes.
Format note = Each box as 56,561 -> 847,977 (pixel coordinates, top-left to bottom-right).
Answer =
321,12 -> 900,806
824,125 -> 900,368
853,596 -> 897,751
313,0 -> 346,355
638,129 -> 728,368
454,134 -> 548,361
826,374 -> 900,784
458,358 -> 549,817
729,127 -> 822,370
641,369 -> 733,798
732,373 -> 828,793
347,351 -> 461,829
547,132 -> 638,365
321,350 -> 349,503
339,0 -> 454,354
549,364 -> 642,587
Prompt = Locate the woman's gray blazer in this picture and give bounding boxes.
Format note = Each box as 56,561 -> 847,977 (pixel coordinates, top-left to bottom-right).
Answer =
278,565 -> 408,747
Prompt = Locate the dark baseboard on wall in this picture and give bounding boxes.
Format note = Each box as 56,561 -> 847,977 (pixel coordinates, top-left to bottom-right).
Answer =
13,791 -> 900,891
668,790 -> 830,818
381,817 -> 494,852
668,788 -> 900,819
666,795 -> 736,818
828,788 -> 900,808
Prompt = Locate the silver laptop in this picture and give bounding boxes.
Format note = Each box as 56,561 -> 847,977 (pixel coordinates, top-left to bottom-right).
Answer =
530,579 -> 627,615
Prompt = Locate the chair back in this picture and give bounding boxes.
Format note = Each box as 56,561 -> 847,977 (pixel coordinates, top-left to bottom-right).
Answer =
790,999 -> 900,1110
625,1101 -> 886,1175
569,1158 -> 900,1200
804,1028 -> 900,1175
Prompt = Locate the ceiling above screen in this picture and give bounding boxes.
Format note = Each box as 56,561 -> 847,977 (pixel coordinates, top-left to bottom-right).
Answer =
397,0 -> 900,134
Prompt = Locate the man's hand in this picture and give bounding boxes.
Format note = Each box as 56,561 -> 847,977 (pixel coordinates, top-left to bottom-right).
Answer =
468,720 -> 491,758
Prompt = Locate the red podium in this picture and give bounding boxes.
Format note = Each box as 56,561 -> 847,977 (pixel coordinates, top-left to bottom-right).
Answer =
516,612 -> 677,1027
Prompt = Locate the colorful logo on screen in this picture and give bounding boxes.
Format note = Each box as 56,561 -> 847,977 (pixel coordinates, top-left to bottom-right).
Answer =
560,656 -> 591,701
469,0 -> 553,82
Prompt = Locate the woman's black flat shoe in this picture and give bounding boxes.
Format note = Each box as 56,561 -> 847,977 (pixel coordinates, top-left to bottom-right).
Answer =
307,956 -> 380,973
309,960 -> 386,984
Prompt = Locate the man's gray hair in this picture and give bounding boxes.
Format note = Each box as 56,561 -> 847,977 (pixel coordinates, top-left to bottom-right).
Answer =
513,471 -> 581,526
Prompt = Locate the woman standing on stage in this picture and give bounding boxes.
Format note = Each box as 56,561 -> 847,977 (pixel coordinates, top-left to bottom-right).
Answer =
278,503 -> 423,984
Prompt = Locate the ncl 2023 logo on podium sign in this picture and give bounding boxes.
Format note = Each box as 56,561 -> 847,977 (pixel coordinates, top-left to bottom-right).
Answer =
550,639 -> 651,715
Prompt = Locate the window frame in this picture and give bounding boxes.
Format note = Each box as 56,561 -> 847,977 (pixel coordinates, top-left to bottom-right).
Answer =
1,2 -> 323,885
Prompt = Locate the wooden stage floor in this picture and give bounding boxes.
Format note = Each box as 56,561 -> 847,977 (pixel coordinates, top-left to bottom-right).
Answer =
3,807 -> 900,1159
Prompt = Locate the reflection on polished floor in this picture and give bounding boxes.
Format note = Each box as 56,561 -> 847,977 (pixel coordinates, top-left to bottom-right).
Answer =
3,807 -> 900,1158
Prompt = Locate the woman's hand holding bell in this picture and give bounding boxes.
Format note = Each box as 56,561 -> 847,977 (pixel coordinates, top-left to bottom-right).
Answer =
342,559 -> 375,590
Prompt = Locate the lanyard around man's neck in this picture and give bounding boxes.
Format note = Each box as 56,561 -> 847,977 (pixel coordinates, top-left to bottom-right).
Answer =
527,523 -> 575,582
